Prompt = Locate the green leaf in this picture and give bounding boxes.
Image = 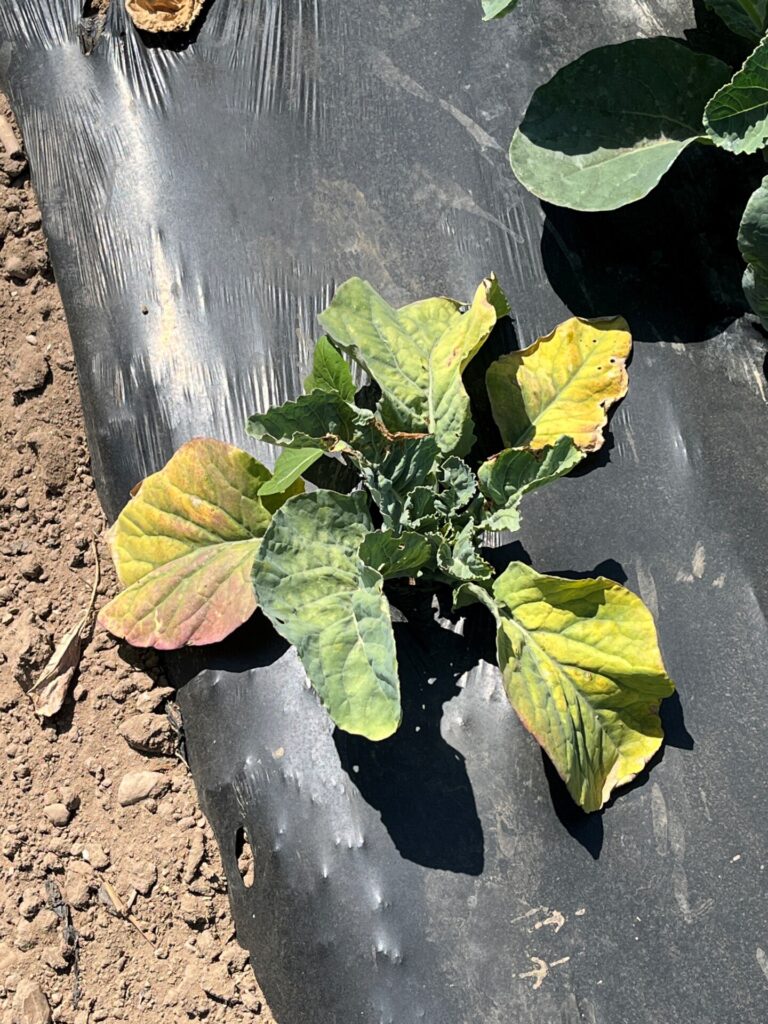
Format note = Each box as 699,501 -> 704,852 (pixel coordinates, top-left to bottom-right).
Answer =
359,530 -> 434,579
253,490 -> 401,741
259,448 -> 324,496
304,335 -> 356,401
704,35 -> 768,154
98,439 -> 297,649
318,275 -> 509,454
247,391 -> 372,451
492,562 -> 675,812
437,520 -> 493,583
478,437 -> 583,525
509,39 -> 731,212
485,316 -> 631,451
704,0 -> 768,41
738,175 -> 768,326
482,0 -> 520,19
482,506 -> 523,533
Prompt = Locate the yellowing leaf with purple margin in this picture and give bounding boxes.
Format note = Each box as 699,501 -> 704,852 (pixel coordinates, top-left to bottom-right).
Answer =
107,438 -> 291,586
99,540 -> 260,649
98,438 -> 302,649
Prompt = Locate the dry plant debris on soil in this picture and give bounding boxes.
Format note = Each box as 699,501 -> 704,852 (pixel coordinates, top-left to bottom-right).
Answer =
0,96 -> 274,1024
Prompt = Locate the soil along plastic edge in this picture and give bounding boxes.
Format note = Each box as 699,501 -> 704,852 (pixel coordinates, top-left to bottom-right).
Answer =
3,1 -> 768,1022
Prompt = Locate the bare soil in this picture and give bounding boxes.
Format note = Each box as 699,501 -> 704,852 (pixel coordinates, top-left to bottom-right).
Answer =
0,96 -> 274,1024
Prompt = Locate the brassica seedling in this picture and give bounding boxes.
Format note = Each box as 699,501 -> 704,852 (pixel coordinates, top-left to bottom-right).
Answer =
100,276 -> 675,813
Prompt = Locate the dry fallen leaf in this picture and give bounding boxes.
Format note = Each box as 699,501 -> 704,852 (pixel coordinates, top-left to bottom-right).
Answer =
98,880 -> 155,946
28,543 -> 100,719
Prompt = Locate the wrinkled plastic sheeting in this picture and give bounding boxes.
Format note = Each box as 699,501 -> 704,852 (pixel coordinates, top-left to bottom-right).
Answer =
2,1 -> 768,1021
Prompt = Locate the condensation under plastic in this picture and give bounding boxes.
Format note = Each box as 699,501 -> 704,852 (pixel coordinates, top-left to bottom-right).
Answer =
2,1 -> 767,1021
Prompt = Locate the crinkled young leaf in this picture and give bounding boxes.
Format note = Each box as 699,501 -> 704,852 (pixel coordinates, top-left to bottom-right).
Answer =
493,562 -> 675,812
509,39 -> 730,212
253,490 -> 401,741
360,530 -> 434,579
317,275 -> 509,454
356,435 -> 439,528
99,439 -> 295,648
304,335 -> 356,401
318,278 -> 458,432
705,36 -> 768,154
738,175 -> 768,327
486,317 -> 631,451
704,0 -> 768,40
482,0 -> 519,19
247,391 -> 372,451
437,521 -> 493,583
435,456 -> 477,515
258,448 -> 324,497
478,437 -> 583,525
401,486 -> 441,532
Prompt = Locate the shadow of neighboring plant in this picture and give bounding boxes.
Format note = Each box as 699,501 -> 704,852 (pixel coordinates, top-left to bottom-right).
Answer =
541,143 -> 766,345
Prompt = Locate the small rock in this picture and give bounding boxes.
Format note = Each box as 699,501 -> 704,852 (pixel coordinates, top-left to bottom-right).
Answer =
0,940 -> 20,975
3,240 -> 44,283
60,787 -> 79,812
11,979 -> 51,1024
200,964 -> 236,1005
241,991 -> 263,1013
117,770 -> 169,807
42,803 -> 71,828
18,888 -> 43,921
81,843 -> 110,870
118,713 -> 176,756
18,558 -> 43,582
40,944 -> 69,973
15,908 -> 59,952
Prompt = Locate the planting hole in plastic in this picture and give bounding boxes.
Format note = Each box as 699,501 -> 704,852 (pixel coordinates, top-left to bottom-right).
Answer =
236,827 -> 255,889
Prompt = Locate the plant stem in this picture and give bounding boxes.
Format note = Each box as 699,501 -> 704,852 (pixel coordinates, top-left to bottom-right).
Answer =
739,0 -> 765,33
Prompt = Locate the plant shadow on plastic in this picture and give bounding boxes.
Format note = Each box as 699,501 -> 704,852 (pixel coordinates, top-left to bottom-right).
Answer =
335,588 -> 492,875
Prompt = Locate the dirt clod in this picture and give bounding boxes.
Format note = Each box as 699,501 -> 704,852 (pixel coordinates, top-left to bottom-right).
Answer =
9,343 -> 49,399
116,770 -> 169,807
42,803 -> 71,828
118,712 -> 176,756
11,979 -> 52,1024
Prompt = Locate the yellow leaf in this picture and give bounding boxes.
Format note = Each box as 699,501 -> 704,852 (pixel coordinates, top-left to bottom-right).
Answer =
494,562 -> 674,812
486,316 -> 631,452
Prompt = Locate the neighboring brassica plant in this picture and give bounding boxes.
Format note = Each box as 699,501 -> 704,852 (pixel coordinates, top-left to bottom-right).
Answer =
99,275 -> 675,813
481,0 -> 520,19
498,1 -> 768,327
